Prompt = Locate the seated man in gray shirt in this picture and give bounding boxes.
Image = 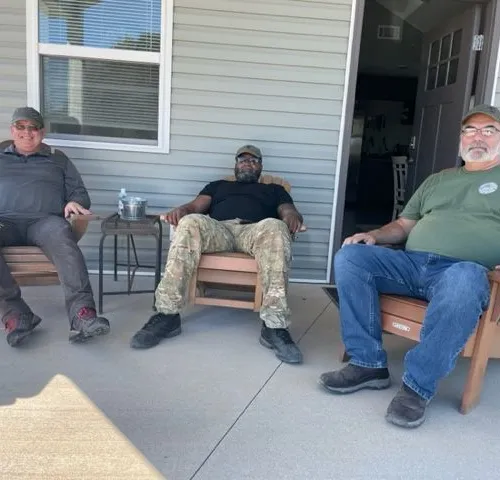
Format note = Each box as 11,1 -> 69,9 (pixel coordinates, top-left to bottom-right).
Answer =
0,107 -> 110,346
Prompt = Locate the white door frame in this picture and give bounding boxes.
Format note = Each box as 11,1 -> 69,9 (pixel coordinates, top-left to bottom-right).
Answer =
326,0 -> 364,284
484,0 -> 500,104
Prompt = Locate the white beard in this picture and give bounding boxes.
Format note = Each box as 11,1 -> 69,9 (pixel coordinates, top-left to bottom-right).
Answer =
460,141 -> 500,163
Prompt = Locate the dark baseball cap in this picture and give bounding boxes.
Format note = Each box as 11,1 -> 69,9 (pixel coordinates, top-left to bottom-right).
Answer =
235,144 -> 262,161
11,107 -> 45,129
462,104 -> 500,124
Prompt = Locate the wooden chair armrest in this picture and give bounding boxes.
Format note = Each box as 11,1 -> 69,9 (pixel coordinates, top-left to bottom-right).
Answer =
488,270 -> 500,284
69,213 -> 107,222
69,213 -> 105,242
291,224 -> 307,242
486,270 -> 500,325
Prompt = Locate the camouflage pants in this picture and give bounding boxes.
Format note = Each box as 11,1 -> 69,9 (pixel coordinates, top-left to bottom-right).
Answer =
155,214 -> 292,328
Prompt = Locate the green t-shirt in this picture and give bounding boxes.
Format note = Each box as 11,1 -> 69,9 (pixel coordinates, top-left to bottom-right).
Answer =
401,166 -> 500,269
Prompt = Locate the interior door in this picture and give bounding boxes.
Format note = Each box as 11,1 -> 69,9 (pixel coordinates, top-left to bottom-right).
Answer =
408,5 -> 482,194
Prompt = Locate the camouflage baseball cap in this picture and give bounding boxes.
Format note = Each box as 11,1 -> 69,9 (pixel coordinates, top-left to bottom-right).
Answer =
11,107 -> 45,129
462,104 -> 500,124
235,144 -> 262,161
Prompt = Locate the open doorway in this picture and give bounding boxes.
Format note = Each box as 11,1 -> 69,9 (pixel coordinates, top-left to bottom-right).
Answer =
342,0 -> 487,239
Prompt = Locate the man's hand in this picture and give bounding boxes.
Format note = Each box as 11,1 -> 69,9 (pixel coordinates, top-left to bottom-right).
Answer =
282,212 -> 303,234
64,201 -> 91,218
343,232 -> 377,246
159,196 -> 212,226
161,206 -> 189,226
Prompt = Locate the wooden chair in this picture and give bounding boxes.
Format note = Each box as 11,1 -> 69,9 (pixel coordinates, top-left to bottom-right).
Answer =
391,156 -> 409,220
339,271 -> 500,414
170,174 -> 302,311
190,251 -> 264,311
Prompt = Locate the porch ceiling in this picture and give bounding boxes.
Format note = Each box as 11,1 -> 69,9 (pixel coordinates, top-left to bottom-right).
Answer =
374,0 -> 473,32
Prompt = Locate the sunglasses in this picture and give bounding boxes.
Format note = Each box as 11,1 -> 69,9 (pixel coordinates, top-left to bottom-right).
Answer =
14,123 -> 41,132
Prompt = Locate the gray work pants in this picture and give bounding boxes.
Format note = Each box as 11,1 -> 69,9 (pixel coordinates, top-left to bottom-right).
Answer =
0,215 -> 95,323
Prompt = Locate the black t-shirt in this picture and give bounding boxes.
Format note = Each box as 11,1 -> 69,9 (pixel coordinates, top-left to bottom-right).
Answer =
199,180 -> 294,223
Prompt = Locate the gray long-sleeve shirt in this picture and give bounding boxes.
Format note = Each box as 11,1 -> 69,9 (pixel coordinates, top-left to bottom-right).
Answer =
0,143 -> 90,219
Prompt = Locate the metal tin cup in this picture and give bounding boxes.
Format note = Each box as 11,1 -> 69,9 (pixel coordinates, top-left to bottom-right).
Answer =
120,197 -> 147,220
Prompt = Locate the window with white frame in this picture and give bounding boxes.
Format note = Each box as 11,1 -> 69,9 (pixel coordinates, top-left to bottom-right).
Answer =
27,0 -> 173,152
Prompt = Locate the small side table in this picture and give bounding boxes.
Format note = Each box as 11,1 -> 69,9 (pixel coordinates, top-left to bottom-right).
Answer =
98,213 -> 163,314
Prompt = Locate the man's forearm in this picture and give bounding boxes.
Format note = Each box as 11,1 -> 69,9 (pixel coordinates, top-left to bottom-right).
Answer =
179,201 -> 206,215
68,189 -> 91,209
278,204 -> 303,222
368,221 -> 409,245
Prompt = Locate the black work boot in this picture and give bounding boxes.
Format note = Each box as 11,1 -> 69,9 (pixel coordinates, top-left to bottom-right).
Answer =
3,313 -> 42,347
385,384 -> 428,428
319,364 -> 391,394
69,307 -> 110,343
259,323 -> 303,364
130,313 -> 181,349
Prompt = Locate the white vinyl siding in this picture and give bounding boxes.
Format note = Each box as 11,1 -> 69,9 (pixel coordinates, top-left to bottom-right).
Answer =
0,3 -> 27,135
7,0 -> 354,282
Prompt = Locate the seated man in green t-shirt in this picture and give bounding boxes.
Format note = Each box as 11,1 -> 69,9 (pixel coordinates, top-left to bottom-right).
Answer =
319,104 -> 500,429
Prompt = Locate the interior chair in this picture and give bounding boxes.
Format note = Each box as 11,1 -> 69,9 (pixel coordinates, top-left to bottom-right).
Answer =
338,271 -> 500,414
0,140 -> 91,286
391,156 -> 409,220
170,174 -> 304,311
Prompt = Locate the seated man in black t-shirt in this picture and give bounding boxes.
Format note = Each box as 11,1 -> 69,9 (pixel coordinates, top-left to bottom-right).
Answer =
131,145 -> 304,364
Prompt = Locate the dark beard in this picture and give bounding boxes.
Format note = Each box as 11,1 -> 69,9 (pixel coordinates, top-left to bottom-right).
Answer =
234,168 -> 260,183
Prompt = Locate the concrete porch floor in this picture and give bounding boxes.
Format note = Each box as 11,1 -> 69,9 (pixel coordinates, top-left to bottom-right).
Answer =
1,275 -> 499,480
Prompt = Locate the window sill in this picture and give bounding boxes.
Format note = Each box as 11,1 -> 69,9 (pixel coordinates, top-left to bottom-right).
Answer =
43,137 -> 170,154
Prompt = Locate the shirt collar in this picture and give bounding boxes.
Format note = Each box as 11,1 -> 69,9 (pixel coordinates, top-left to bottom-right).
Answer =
3,142 -> 52,157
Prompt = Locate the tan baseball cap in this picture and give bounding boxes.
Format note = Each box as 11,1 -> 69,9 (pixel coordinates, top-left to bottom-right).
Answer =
462,104 -> 500,124
235,144 -> 262,161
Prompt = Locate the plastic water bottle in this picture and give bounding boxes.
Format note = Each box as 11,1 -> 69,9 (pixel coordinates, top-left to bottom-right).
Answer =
118,188 -> 127,217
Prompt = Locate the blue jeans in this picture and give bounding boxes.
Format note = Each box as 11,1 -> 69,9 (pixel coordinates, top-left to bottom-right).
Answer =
334,244 -> 491,400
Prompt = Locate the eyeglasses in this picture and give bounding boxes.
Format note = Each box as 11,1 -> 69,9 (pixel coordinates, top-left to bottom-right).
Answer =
14,123 -> 40,132
236,156 -> 261,165
461,126 -> 500,137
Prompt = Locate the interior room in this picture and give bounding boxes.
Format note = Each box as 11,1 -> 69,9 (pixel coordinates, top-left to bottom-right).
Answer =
342,0 -> 475,238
